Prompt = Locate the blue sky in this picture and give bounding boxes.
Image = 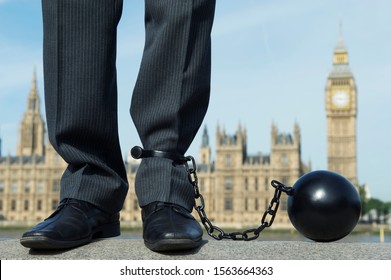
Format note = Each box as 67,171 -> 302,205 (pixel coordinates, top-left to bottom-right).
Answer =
0,0 -> 390,201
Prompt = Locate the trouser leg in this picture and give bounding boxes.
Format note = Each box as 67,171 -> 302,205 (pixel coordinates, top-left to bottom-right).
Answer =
42,0 -> 128,214
131,0 -> 216,211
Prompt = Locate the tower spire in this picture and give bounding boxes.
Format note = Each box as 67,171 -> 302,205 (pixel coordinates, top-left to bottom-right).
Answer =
330,22 -> 352,76
27,66 -> 40,113
335,21 -> 346,51
17,68 -> 45,157
201,125 -> 209,147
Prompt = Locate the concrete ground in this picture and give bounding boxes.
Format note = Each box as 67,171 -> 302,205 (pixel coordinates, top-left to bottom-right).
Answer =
1,238 -> 390,260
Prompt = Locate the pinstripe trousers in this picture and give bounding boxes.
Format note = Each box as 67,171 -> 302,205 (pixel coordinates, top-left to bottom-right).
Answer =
41,0 -> 215,214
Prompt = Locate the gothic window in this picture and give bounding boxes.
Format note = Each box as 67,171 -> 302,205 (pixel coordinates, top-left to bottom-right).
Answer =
244,177 -> 248,191
52,181 -> 60,192
224,177 -> 233,191
224,197 -> 233,211
37,181 -> 44,193
24,200 -> 29,211
11,200 -> 16,211
244,198 -> 248,211
0,181 -> 4,193
24,181 -> 31,193
11,181 -> 18,193
255,178 -> 258,191
225,154 -> 232,167
265,178 -> 269,191
255,199 -> 259,211
0,200 -> 2,211
37,200 -> 42,211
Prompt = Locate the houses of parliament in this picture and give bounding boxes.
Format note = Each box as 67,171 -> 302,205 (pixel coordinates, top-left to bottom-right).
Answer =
0,29 -> 358,228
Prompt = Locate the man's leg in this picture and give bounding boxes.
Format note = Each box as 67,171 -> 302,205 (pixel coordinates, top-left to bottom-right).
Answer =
131,0 -> 216,211
131,0 -> 216,251
42,0 -> 128,214
20,0 -> 128,250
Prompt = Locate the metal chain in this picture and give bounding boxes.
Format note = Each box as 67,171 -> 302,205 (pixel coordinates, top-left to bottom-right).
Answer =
184,155 -> 293,241
130,146 -> 294,241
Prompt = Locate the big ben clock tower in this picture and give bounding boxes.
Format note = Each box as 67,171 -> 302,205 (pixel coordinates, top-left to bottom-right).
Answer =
325,25 -> 358,185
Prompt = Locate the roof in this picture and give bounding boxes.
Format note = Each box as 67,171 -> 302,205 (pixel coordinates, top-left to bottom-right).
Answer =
0,155 -> 46,165
329,64 -> 354,78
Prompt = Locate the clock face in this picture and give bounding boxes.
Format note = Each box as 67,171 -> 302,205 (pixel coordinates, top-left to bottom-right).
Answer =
332,90 -> 350,108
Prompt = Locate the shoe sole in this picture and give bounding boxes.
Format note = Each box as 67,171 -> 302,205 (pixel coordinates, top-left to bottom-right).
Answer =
20,221 -> 120,250
144,237 -> 202,252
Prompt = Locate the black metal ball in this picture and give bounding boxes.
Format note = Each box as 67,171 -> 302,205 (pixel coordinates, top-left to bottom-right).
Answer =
287,170 -> 361,242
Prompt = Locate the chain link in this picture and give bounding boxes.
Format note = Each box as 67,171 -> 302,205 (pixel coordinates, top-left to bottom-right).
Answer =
130,146 -> 294,242
184,155 -> 293,241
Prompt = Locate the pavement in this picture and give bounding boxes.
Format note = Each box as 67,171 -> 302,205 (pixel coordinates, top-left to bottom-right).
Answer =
1,238 -> 390,260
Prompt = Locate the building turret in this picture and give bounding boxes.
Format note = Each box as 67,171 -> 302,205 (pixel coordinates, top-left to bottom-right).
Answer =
270,123 -> 302,185
17,68 -> 46,157
199,126 -> 211,166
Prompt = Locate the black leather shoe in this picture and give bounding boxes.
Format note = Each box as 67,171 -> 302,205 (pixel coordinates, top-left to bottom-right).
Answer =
142,202 -> 203,252
20,198 -> 120,250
